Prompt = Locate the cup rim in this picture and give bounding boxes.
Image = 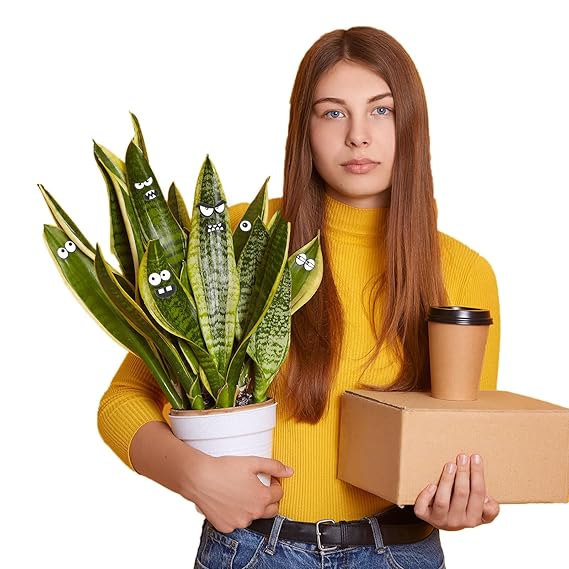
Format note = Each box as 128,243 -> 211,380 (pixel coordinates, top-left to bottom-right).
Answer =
427,306 -> 493,326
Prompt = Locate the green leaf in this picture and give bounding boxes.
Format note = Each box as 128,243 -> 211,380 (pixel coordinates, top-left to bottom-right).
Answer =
248,262 -> 292,402
130,111 -> 148,160
289,231 -> 323,315
125,141 -> 187,275
43,224 -> 184,409
224,213 -> 290,404
168,182 -> 192,232
93,142 -> 145,281
235,217 -> 269,342
187,156 -> 239,391
95,243 -> 203,409
93,149 -> 135,285
38,184 -> 96,259
232,177 -> 269,263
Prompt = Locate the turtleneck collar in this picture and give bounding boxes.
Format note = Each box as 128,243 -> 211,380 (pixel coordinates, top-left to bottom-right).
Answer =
323,191 -> 389,238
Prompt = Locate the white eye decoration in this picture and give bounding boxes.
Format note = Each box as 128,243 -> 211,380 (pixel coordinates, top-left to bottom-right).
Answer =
134,181 -> 145,190
239,220 -> 252,232
199,204 -> 214,217
214,202 -> 225,214
294,253 -> 315,271
57,240 -> 77,259
148,272 -> 161,286
160,269 -> 171,281
144,177 -> 153,186
304,258 -> 315,271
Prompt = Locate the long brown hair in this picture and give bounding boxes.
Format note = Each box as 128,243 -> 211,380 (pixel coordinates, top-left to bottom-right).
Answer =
275,26 -> 448,422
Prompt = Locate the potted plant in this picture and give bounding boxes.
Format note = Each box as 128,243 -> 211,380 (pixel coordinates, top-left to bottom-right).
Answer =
40,113 -> 323,484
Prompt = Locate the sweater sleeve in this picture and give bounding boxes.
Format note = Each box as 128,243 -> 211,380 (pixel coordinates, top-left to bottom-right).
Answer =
452,254 -> 501,391
97,198 -> 283,469
98,353 -> 168,468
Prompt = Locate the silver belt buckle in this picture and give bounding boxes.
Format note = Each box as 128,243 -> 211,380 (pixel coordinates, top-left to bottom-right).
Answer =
315,518 -> 338,552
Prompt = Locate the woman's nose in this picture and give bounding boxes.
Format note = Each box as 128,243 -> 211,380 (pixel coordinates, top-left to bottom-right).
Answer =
345,118 -> 371,147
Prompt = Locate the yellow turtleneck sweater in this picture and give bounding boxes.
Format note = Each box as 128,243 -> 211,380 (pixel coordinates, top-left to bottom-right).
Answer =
98,192 -> 500,523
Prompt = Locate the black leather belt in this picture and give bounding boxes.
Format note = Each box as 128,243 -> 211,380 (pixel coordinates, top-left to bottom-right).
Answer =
246,505 -> 434,551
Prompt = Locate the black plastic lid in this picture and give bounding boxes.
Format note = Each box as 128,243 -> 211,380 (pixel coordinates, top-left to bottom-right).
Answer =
427,306 -> 493,325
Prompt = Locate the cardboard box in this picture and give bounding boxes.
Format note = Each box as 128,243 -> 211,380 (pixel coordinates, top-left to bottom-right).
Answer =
338,390 -> 569,505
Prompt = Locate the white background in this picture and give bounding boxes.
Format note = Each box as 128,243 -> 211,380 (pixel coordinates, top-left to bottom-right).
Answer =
3,0 -> 568,567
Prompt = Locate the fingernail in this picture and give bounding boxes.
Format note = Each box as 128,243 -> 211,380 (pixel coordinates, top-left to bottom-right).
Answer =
446,463 -> 456,474
458,454 -> 468,465
472,454 -> 481,464
285,466 -> 293,475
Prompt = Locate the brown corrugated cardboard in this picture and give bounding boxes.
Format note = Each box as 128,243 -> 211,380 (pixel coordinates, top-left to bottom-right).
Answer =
338,389 -> 569,505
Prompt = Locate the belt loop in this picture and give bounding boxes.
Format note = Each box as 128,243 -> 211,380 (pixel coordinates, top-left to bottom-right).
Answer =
365,515 -> 386,553
264,515 -> 287,555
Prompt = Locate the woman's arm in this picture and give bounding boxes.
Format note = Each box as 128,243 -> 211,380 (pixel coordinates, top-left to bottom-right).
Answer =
98,353 -> 294,533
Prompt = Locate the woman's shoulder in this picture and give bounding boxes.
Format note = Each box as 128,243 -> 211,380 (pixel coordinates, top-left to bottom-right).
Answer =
438,230 -> 498,299
228,196 -> 283,231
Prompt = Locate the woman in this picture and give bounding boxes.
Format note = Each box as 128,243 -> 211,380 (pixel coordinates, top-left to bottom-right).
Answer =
98,26 -> 501,568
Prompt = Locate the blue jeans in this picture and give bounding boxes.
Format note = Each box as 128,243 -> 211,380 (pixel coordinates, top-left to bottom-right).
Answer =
194,514 -> 446,568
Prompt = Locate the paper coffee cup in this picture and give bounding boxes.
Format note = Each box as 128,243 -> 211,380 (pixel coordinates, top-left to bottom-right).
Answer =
427,306 -> 493,400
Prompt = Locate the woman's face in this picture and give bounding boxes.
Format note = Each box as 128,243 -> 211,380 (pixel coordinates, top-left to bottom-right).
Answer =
309,60 -> 395,208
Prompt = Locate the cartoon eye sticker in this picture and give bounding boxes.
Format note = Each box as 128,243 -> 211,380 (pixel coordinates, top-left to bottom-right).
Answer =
199,201 -> 227,233
57,240 -> 77,259
134,177 -> 153,190
148,268 -> 177,299
199,205 -> 214,217
239,220 -> 252,232
295,253 -> 316,271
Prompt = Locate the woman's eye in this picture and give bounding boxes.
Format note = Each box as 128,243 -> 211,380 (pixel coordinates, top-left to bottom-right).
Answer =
373,106 -> 392,116
324,110 -> 345,119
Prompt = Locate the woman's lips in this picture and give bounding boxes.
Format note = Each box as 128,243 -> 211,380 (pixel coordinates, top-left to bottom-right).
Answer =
342,160 -> 379,174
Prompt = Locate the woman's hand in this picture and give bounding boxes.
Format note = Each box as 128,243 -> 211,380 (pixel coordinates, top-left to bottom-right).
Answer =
188,454 -> 294,533
130,421 -> 294,534
413,453 -> 500,530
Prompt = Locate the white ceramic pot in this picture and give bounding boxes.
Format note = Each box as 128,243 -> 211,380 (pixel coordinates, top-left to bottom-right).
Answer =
169,398 -> 277,486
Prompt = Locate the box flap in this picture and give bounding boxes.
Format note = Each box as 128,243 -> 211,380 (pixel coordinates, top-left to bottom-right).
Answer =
345,389 -> 569,412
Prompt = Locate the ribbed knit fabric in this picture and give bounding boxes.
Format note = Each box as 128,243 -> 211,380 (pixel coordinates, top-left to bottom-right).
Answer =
98,192 -> 500,523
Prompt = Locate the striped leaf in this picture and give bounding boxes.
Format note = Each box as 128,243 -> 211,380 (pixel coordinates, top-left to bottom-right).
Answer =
168,182 -> 192,232
289,232 -> 323,315
187,156 -> 239,402
235,217 -> 268,342
43,224 -> 184,409
232,177 -> 269,263
95,244 -> 203,409
225,213 -> 290,404
248,261 -> 292,402
125,141 -> 186,275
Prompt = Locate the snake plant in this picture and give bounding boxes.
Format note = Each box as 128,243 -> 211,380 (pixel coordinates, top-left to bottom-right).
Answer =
40,113 -> 323,409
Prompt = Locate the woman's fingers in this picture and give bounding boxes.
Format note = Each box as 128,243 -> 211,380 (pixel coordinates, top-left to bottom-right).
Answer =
448,454 -> 470,518
430,461 -> 456,520
481,494 -> 500,524
465,454 -> 486,522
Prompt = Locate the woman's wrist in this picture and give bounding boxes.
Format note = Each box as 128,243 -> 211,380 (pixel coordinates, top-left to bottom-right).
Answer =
130,420 -> 208,500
